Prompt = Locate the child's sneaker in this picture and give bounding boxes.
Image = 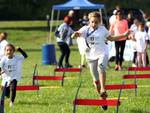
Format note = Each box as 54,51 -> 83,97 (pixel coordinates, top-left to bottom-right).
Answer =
100,92 -> 108,110
9,101 -> 13,107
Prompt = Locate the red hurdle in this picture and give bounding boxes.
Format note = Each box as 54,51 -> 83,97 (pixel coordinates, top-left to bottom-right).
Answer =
33,64 -> 64,86
123,74 -> 150,79
33,75 -> 64,86
74,99 -> 120,106
128,67 -> 150,71
12,64 -> 40,94
16,85 -> 39,91
73,81 -> 137,113
54,68 -> 82,76
124,67 -> 150,96
105,84 -> 137,90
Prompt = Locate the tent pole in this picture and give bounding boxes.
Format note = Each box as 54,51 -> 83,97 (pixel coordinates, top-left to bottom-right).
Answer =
104,8 -> 109,28
99,9 -> 103,25
55,10 -> 60,31
49,9 -> 54,44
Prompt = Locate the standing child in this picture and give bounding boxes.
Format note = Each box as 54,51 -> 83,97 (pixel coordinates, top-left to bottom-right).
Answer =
0,44 -> 28,107
132,22 -> 149,67
71,11 -> 128,110
55,16 -> 74,68
0,32 -> 9,59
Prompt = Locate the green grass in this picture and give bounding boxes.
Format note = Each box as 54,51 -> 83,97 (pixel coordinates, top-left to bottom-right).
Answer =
0,21 -> 150,113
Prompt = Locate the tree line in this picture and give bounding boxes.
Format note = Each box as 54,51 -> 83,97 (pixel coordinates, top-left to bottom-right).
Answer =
0,0 -> 149,20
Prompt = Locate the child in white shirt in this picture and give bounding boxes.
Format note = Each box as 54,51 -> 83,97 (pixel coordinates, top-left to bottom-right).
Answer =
71,11 -> 129,110
0,44 -> 27,107
132,22 -> 149,67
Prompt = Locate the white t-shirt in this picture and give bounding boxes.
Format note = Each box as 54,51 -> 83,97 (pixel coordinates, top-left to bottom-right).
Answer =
56,23 -> 74,43
77,37 -> 87,55
130,24 -> 138,51
135,31 -> 150,52
0,40 -> 8,59
78,25 -> 109,60
109,15 -> 116,26
0,55 -> 25,86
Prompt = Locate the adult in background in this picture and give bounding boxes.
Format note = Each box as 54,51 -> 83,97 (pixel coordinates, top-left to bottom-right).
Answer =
65,10 -> 76,46
55,16 -> 74,68
0,32 -> 9,59
109,10 -> 129,70
127,11 -> 134,28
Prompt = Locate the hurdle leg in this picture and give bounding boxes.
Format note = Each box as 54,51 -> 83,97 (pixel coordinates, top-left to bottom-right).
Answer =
32,64 -> 38,85
133,69 -> 137,96
73,81 -> 82,113
61,73 -> 65,87
116,81 -> 124,113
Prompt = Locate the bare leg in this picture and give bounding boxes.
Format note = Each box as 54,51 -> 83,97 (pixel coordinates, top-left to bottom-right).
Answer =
99,71 -> 106,93
141,52 -> 146,67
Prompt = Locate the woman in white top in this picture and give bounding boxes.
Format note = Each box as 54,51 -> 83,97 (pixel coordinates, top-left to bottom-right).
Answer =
71,11 -> 128,110
0,44 -> 28,107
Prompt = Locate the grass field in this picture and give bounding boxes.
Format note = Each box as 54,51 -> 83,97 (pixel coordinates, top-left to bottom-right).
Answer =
0,21 -> 150,113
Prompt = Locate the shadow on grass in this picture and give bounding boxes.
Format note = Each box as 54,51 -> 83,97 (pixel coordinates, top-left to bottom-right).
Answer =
131,109 -> 150,113
18,101 -> 49,106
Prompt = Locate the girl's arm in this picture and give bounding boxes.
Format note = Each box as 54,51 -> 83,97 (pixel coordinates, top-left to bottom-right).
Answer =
107,30 -> 130,41
17,47 -> 28,58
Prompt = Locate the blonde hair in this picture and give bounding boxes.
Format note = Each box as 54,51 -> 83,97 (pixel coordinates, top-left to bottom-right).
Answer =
88,11 -> 101,22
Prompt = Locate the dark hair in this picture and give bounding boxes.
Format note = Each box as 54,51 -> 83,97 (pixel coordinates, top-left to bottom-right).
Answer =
115,10 -> 123,15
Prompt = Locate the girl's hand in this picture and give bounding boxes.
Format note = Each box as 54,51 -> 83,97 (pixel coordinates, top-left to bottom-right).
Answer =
71,32 -> 81,39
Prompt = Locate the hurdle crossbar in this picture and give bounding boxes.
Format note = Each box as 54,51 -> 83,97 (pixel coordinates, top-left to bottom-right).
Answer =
123,74 -> 150,79
54,68 -> 82,76
128,67 -> 150,71
33,75 -> 64,86
16,85 -> 39,91
105,84 -> 137,90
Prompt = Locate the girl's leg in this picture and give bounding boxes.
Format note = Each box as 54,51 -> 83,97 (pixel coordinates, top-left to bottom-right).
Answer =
132,51 -> 137,67
10,79 -> 17,103
64,43 -> 71,67
58,42 -> 66,67
2,86 -> 10,98
115,41 -> 120,68
146,52 -> 149,66
98,55 -> 108,93
141,52 -> 146,67
88,60 -> 100,94
119,40 -> 126,68
137,52 -> 142,67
